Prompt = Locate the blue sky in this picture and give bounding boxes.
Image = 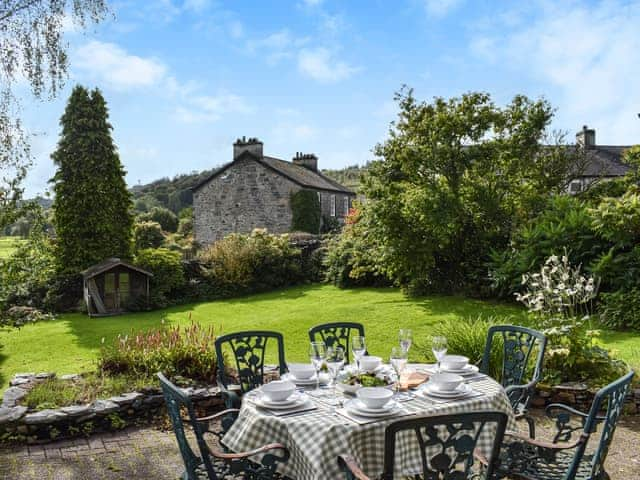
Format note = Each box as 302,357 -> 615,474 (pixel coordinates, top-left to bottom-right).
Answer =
21,0 -> 640,196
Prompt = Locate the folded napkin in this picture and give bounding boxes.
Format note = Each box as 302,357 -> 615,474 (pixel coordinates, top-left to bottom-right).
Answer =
400,371 -> 429,390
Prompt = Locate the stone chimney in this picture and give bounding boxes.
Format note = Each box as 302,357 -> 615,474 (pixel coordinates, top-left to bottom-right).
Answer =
576,125 -> 596,148
292,152 -> 318,172
233,136 -> 263,159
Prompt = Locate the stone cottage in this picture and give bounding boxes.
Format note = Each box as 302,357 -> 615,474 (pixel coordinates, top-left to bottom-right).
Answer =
192,137 -> 356,245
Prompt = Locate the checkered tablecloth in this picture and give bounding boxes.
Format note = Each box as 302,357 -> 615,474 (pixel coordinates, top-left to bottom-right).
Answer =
222,366 -> 516,480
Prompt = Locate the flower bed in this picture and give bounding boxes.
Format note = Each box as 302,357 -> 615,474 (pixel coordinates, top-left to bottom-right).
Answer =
0,372 -> 223,445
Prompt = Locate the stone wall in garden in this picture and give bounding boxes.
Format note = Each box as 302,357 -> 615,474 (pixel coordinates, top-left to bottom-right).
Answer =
0,373 -> 223,445
533,382 -> 640,414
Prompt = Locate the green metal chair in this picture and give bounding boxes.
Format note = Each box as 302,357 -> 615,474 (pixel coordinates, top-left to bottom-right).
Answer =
158,372 -> 291,480
497,370 -> 634,480
480,325 -> 547,437
308,322 -> 365,363
215,330 -> 288,410
338,411 -> 509,480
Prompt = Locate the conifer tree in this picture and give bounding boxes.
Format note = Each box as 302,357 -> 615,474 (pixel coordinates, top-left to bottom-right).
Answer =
51,86 -> 133,272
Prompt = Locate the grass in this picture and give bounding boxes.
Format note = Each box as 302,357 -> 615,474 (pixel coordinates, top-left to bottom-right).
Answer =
0,236 -> 23,259
0,284 -> 637,389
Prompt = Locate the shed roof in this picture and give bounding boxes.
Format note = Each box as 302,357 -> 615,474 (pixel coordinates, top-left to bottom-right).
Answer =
81,258 -> 153,279
192,151 -> 356,194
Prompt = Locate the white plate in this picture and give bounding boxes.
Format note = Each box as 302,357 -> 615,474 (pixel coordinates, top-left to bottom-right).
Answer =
256,392 -> 306,409
424,364 -> 480,376
344,399 -> 400,417
421,383 -> 473,398
282,373 -> 329,386
352,399 -> 397,414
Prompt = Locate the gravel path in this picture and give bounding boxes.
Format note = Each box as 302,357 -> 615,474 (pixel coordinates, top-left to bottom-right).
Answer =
0,409 -> 638,479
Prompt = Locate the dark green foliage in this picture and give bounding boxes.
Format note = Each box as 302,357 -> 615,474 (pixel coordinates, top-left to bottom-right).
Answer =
320,214 -> 341,233
322,164 -> 366,192
51,86 -> 133,273
131,170 -> 214,213
133,221 -> 165,250
134,248 -> 185,308
138,207 -> 179,233
198,230 -> 304,296
43,273 -> 83,312
99,322 -> 218,384
364,88 -> 578,296
290,190 -> 321,233
600,289 -> 640,330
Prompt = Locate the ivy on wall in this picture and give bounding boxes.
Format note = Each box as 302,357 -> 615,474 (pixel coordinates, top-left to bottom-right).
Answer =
290,190 -> 321,234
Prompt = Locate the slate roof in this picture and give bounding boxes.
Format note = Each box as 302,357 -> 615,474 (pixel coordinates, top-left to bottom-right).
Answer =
81,258 -> 153,279
579,146 -> 632,177
192,151 -> 355,194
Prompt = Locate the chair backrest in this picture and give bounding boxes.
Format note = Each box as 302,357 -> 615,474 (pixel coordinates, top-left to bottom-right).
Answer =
308,322 -> 365,363
380,412 -> 508,480
157,372 -> 217,480
215,330 -> 287,393
481,325 -> 547,392
569,370 -> 634,480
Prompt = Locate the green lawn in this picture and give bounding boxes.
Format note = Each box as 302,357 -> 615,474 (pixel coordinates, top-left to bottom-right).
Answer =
0,236 -> 23,259
0,284 -> 637,388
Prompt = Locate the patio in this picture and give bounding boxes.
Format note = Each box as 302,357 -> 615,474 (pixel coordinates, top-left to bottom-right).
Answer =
1,411 -> 638,480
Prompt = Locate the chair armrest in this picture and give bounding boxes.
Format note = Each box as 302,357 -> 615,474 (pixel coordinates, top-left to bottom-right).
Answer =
505,430 -> 586,450
210,442 -> 288,460
196,408 -> 240,422
337,454 -> 371,480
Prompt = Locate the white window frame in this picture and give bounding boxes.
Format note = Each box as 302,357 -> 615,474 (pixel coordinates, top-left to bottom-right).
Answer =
330,194 -> 336,217
343,196 -> 350,216
569,180 -> 583,194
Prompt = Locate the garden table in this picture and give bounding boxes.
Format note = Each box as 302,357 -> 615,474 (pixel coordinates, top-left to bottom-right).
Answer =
221,364 -> 517,480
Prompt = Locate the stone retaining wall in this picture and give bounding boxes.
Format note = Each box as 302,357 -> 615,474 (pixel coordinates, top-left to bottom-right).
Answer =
0,373 -> 223,445
532,382 -> 640,414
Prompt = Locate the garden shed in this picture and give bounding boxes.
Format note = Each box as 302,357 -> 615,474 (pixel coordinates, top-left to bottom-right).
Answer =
82,258 -> 153,317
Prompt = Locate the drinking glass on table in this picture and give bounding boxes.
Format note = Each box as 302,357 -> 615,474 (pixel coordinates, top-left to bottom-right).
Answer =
390,346 -> 408,393
399,329 -> 413,354
432,336 -> 448,373
325,346 -> 345,400
351,336 -> 366,373
309,341 -> 327,391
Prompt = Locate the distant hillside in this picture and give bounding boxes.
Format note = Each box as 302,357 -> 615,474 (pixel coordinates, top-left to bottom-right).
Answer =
131,164 -> 368,214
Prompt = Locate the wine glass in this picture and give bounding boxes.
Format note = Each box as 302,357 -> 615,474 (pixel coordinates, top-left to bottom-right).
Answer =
399,329 -> 413,354
309,341 -> 326,391
390,346 -> 408,393
325,346 -> 345,401
432,336 -> 448,373
351,336 -> 366,373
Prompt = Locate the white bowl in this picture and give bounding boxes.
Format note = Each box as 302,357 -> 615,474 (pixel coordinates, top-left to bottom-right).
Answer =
441,355 -> 469,371
356,387 -> 394,409
261,381 -> 296,402
359,356 -> 382,372
429,373 -> 463,392
288,363 -> 316,380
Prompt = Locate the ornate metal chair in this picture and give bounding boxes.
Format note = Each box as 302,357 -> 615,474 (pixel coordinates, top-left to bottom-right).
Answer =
308,322 -> 366,363
497,370 -> 634,480
158,372 -> 291,480
338,411 -> 509,480
215,330 -> 288,410
480,325 -> 547,437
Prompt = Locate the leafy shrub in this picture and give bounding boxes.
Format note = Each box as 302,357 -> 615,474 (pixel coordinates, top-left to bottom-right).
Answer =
324,208 -> 390,288
198,229 -> 304,295
138,207 -> 179,233
134,221 -> 165,250
134,248 -> 185,308
419,316 -> 505,380
600,289 -> 640,330
516,255 -> 626,387
99,321 -> 219,383
320,215 -> 341,234
290,190 -> 321,234
43,273 -> 83,312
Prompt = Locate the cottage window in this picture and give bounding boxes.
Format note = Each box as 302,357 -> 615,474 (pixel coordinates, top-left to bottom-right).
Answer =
343,196 -> 350,216
330,195 -> 336,217
569,180 -> 583,194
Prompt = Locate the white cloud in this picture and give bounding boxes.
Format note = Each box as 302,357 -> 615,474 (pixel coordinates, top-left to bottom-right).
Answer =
229,21 -> 244,39
74,41 -> 167,90
297,47 -> 358,83
425,0 -> 464,18
302,0 -> 324,6
471,1 -> 640,143
183,0 -> 210,13
176,93 -> 253,123
246,29 -> 310,65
